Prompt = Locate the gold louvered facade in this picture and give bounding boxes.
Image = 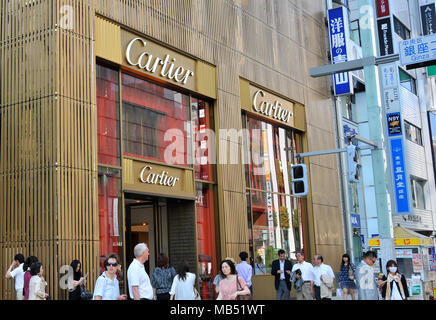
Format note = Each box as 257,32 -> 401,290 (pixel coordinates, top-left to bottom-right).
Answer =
1,0 -> 344,300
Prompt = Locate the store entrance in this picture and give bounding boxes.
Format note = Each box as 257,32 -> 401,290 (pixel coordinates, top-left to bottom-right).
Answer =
125,193 -> 196,277
125,194 -> 169,275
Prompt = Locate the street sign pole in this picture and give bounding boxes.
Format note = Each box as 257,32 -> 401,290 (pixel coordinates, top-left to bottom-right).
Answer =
359,0 -> 396,271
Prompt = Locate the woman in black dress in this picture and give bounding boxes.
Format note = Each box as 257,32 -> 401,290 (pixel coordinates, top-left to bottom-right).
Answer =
69,260 -> 86,300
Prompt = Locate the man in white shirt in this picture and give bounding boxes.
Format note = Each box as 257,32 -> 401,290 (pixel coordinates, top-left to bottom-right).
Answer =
93,254 -> 127,300
127,243 -> 154,300
312,254 -> 335,300
5,254 -> 25,300
291,250 -> 314,300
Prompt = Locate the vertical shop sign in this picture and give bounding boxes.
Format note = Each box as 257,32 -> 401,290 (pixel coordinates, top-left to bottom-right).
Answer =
328,6 -> 353,96
377,18 -> 394,56
419,0 -> 436,76
380,63 -> 411,214
420,0 -> 436,35
390,138 -> 410,213
376,0 -> 391,18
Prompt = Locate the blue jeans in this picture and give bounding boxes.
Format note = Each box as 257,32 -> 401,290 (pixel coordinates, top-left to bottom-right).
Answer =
276,280 -> 290,300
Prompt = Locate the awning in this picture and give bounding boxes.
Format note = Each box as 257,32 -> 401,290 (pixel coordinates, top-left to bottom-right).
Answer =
368,225 -> 433,247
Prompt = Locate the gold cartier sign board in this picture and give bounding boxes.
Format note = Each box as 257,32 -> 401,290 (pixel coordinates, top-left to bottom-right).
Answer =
239,79 -> 306,132
139,165 -> 180,187
252,89 -> 294,124
121,29 -> 197,92
123,158 -> 195,199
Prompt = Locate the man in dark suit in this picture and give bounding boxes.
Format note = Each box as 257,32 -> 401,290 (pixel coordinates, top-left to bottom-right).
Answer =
271,249 -> 293,300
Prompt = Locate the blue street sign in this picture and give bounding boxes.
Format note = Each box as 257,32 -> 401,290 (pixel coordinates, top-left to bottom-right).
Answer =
351,214 -> 361,228
399,33 -> 436,66
390,138 -> 410,214
328,7 -> 353,96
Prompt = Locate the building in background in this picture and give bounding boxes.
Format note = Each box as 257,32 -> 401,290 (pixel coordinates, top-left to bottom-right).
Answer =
324,0 -> 436,300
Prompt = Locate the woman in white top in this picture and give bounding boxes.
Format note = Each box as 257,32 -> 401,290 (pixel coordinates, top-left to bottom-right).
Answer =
28,262 -> 49,300
379,260 -> 410,300
170,260 -> 196,300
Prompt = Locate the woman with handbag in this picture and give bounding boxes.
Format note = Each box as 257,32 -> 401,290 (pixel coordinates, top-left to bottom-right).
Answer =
170,260 -> 198,300
216,259 -> 251,300
69,260 -> 87,300
338,254 -> 356,300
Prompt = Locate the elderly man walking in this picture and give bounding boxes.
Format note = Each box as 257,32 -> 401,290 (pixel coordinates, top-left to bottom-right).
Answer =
291,250 -> 314,300
127,243 -> 153,300
312,254 -> 335,300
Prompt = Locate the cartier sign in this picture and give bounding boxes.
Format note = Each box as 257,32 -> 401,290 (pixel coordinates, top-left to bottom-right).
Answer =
251,89 -> 294,124
126,38 -> 194,84
139,165 -> 180,187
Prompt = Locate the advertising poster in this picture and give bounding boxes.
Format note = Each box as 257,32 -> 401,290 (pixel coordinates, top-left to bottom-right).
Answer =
412,275 -> 422,295
413,254 -> 423,272
396,248 -> 413,259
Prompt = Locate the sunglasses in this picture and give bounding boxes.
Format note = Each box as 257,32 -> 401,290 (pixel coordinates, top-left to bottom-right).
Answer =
107,262 -> 118,267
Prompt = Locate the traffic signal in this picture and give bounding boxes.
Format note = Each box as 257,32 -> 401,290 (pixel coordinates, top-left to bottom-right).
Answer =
291,163 -> 308,197
346,144 -> 360,183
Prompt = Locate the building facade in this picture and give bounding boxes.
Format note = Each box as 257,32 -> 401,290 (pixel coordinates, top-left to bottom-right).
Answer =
0,0 -> 344,299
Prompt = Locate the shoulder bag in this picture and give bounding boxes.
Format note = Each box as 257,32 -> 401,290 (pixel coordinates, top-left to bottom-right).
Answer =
348,265 -> 355,281
236,276 -> 252,300
194,287 -> 201,300
80,284 -> 92,300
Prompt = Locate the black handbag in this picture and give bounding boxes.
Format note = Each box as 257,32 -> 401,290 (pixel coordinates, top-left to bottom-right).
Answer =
80,284 -> 92,300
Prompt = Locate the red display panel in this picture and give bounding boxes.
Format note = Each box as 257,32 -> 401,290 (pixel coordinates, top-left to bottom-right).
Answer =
196,183 -> 217,300
192,98 -> 214,181
98,169 -> 122,260
376,0 -> 390,18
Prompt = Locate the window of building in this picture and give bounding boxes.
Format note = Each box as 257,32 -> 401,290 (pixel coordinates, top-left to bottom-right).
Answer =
121,73 -> 191,166
428,112 -> 436,187
97,166 -> 124,281
394,15 -> 411,40
97,65 -> 121,166
243,114 -> 305,272
410,177 -> 426,210
196,182 -> 217,300
193,98 -> 217,300
399,68 -> 417,95
350,19 -> 361,47
404,121 -> 422,146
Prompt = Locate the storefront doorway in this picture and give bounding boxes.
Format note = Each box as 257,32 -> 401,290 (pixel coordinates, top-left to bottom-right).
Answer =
124,193 -> 197,277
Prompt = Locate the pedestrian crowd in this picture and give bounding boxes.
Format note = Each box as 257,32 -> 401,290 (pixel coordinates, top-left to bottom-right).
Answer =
4,246 -> 410,301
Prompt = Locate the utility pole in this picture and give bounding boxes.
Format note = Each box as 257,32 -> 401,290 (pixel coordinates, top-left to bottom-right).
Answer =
358,0 -> 396,270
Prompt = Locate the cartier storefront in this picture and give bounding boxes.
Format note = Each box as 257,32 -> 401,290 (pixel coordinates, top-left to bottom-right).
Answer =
95,21 -> 219,299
